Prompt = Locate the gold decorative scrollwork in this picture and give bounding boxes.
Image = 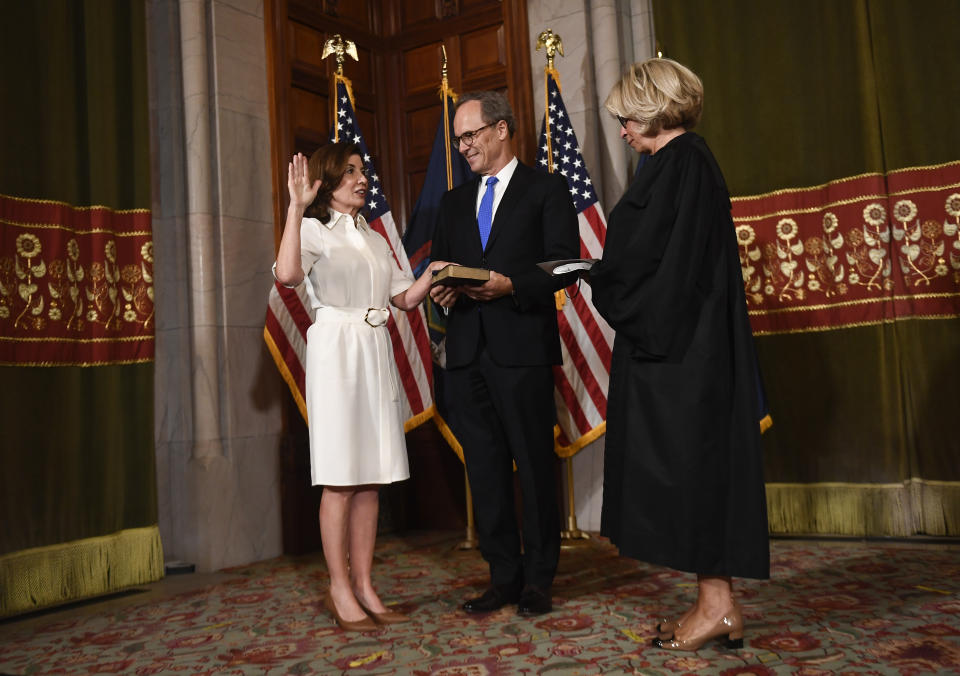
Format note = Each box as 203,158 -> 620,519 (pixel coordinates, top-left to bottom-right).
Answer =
0,233 -> 154,334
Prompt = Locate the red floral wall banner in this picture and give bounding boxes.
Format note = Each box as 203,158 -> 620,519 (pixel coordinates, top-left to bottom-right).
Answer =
0,194 -> 154,365
731,161 -> 960,335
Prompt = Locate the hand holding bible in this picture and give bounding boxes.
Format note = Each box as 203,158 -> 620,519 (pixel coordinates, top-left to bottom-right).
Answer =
461,270 -> 513,301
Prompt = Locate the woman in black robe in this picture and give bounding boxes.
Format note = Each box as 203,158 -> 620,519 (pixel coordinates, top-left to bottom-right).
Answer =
589,58 -> 769,652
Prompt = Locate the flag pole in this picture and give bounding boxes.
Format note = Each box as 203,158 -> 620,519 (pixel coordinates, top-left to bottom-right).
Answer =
322,34 -> 358,142
441,45 -> 455,191
438,45 -> 478,551
537,29 -> 590,546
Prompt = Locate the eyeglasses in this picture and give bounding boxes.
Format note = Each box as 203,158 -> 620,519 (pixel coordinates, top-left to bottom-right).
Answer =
616,115 -> 630,129
452,123 -> 495,147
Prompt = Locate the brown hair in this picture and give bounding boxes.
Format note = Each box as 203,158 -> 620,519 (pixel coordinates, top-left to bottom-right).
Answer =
304,142 -> 364,222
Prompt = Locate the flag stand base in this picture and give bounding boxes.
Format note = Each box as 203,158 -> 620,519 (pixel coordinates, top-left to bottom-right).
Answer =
560,456 -> 595,548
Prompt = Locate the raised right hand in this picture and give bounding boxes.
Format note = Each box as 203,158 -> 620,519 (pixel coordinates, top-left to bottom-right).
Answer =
287,152 -> 321,209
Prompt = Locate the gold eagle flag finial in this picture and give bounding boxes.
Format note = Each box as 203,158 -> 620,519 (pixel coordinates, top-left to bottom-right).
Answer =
441,44 -> 449,89
322,34 -> 358,76
535,29 -> 564,70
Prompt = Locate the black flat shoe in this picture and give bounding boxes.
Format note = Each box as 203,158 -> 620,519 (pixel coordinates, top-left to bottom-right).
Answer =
462,585 -> 520,613
517,586 -> 552,616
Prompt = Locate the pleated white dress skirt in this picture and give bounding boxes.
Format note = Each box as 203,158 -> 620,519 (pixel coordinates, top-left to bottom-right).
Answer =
305,307 -> 409,486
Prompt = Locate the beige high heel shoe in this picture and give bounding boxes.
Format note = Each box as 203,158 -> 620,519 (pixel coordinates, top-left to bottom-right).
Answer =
323,594 -> 378,632
656,617 -> 681,640
656,601 -> 741,640
358,600 -> 410,625
652,606 -> 744,651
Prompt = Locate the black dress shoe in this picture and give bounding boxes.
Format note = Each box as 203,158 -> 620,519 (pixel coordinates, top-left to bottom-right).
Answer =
517,586 -> 552,616
462,585 -> 520,613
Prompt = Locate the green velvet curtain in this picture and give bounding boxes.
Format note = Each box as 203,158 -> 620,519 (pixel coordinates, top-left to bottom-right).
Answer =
652,0 -> 960,535
0,0 -> 161,615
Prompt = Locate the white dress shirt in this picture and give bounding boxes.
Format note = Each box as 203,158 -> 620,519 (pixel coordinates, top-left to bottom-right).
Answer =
474,156 -> 519,222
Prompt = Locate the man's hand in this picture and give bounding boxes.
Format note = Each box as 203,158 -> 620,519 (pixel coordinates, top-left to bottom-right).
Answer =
430,283 -> 461,308
462,271 -> 513,302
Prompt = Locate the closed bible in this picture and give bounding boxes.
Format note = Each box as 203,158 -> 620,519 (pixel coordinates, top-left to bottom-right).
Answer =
431,264 -> 490,287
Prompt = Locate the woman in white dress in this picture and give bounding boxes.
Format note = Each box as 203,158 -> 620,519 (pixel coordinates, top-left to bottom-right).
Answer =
274,143 -> 447,631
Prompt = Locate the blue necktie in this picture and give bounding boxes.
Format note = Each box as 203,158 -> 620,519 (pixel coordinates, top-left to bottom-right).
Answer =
477,176 -> 498,250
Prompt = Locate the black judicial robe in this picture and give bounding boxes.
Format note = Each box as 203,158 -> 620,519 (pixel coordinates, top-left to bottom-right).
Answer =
590,132 -> 769,579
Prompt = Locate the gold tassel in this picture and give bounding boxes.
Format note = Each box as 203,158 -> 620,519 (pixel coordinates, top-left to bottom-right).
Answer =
0,526 -> 164,618
759,414 -> 773,434
554,290 -> 565,311
765,480 -> 960,536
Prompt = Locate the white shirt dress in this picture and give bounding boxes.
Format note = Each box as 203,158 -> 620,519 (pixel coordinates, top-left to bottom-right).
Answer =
299,210 -> 413,486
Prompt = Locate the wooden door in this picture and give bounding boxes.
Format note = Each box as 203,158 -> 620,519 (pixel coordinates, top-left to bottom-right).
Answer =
265,0 -> 534,553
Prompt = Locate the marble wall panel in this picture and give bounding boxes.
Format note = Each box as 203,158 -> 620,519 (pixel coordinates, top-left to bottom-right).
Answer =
154,325 -> 194,443
157,420 -> 282,570
631,0 -> 655,60
219,215 -> 276,328
222,325 -> 283,443
212,1 -> 269,119
527,0 -> 591,132
154,440 -> 192,562
183,435 -> 283,571
216,110 -> 274,227
572,440 -> 604,531
217,0 -> 264,20
148,0 -> 284,571
222,433 -> 283,565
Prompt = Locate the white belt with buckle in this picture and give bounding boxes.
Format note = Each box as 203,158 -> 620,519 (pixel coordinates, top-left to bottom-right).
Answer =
315,305 -> 390,327
312,305 -> 397,400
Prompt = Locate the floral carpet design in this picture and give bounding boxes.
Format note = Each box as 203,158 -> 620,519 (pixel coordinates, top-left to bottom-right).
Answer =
1,533 -> 958,674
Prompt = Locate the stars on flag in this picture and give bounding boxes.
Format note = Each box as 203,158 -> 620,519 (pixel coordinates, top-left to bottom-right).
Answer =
331,81 -> 389,220
535,74 -> 598,212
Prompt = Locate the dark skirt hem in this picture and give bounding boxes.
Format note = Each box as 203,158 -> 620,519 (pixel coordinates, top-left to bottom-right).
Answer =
602,530 -> 770,581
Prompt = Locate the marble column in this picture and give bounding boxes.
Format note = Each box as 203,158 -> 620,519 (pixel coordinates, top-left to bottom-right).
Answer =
179,0 -> 224,462
526,0 -> 655,531
148,0 -> 283,573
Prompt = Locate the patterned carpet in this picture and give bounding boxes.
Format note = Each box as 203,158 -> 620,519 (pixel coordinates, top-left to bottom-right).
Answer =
1,532 -> 958,674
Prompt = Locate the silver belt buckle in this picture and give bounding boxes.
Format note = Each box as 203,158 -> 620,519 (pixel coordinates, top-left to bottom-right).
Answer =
364,307 -> 387,327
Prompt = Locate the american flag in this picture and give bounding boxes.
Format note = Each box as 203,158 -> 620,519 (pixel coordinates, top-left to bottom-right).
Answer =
536,69 -> 615,456
264,74 -> 434,429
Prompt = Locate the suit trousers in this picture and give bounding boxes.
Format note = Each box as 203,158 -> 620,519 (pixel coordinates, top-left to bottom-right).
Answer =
444,338 -> 561,591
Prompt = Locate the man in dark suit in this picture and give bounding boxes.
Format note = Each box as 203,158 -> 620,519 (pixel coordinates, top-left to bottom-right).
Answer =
429,91 -> 579,616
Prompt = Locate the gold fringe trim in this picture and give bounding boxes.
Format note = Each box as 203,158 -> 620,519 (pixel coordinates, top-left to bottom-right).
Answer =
0,526 -> 164,618
263,325 -> 309,423
0,191 -> 151,214
403,403 -> 435,433
554,421 -> 607,459
766,480 -> 960,536
432,409 -> 465,465
729,159 -> 960,203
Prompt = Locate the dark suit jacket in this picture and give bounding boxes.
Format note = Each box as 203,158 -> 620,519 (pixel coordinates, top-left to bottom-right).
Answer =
431,161 -> 580,368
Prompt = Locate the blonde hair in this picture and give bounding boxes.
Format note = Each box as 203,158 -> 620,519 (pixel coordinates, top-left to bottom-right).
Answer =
605,58 -> 703,135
